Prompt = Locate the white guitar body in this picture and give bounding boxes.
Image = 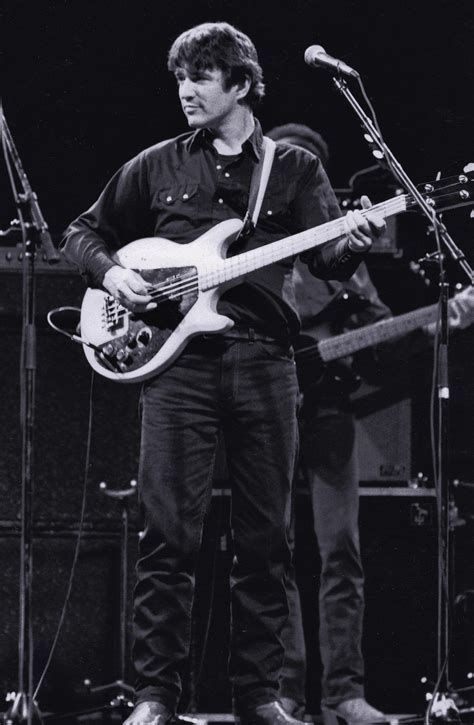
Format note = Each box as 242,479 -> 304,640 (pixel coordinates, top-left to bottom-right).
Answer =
80,218 -> 243,382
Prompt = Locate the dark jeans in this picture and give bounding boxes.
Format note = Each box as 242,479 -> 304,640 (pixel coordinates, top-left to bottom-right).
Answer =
280,399 -> 365,708
132,336 -> 299,714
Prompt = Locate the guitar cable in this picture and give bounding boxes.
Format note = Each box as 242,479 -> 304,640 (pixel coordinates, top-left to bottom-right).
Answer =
46,306 -> 122,371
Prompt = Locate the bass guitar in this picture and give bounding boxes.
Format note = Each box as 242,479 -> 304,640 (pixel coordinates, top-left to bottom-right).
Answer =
79,172 -> 473,382
294,286 -> 474,391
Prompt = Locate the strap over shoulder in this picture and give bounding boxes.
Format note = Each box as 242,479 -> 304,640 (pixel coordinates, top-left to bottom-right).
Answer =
250,136 -> 276,226
237,136 -> 276,241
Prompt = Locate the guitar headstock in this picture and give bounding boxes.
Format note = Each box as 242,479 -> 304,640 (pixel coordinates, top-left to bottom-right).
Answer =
407,166 -> 474,213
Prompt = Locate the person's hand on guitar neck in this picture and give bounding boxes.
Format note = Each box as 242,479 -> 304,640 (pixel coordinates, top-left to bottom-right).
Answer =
343,194 -> 385,252
103,265 -> 158,313
425,285 -> 474,335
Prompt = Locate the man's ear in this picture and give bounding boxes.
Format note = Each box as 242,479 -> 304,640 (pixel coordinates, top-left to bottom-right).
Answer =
234,75 -> 251,102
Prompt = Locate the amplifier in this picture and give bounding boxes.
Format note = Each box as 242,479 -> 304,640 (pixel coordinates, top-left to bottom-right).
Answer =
0,530 -> 139,712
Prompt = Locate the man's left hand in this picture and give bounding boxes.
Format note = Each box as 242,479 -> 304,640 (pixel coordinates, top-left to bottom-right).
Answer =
425,285 -> 474,335
344,194 -> 386,253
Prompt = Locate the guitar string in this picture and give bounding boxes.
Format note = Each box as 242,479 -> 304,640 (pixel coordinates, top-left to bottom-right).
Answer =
114,184 -> 463,306
107,277 -> 201,323
104,194 -> 407,324
209,184 -> 466,287
295,300 -> 456,363
105,183 -> 466,324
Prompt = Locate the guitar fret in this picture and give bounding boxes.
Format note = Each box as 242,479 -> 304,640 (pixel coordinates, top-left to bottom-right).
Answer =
318,302 -> 449,361
200,195 -> 407,291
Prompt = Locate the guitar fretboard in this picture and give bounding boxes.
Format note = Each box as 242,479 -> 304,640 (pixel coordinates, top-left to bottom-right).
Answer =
318,300 -> 454,362
199,194 -> 408,290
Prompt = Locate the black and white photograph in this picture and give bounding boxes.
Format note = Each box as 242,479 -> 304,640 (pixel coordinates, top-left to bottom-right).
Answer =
1,2 -> 473,724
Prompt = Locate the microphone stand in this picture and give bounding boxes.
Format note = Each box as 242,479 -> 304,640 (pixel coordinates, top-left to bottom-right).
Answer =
329,76 -> 473,721
1,111 -> 60,725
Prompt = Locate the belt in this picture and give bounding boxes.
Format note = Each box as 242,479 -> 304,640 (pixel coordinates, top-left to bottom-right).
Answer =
202,326 -> 289,345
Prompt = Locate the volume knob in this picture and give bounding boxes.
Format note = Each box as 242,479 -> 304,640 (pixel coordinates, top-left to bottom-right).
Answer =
137,327 -> 152,346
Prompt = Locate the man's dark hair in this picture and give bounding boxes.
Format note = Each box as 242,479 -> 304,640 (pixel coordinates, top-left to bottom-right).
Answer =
168,22 -> 265,109
266,123 -> 330,168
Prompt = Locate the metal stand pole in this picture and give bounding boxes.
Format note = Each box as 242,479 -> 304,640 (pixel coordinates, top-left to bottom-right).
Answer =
437,280 -> 450,688
324,74 -> 473,722
1,110 -> 59,725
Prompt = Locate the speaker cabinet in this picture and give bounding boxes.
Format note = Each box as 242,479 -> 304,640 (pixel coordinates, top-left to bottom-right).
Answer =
353,380 -> 412,484
356,397 -> 412,483
0,271 -> 141,523
0,530 -> 139,713
292,490 -> 438,713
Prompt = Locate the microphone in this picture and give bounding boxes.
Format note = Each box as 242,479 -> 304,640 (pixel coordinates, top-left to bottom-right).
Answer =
304,45 -> 359,79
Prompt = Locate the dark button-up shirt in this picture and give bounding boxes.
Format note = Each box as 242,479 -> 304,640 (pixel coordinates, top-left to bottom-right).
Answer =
61,120 -> 363,338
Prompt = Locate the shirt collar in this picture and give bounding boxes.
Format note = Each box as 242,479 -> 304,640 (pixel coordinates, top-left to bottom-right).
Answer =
185,118 -> 263,161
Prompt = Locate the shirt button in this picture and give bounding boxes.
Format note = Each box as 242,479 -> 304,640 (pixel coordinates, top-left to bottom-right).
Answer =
182,193 -> 189,200
216,164 -> 222,170
224,172 -> 230,178
166,195 -> 173,203
218,198 -> 224,204
267,210 -> 273,215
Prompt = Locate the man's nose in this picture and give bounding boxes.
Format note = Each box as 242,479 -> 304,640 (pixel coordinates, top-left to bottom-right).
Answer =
179,78 -> 196,100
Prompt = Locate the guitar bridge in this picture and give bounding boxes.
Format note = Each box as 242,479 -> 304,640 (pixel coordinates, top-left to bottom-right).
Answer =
104,296 -> 127,332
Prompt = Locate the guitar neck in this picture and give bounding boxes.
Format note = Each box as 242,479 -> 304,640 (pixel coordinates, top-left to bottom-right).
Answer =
318,300 -> 452,362
200,194 -> 408,289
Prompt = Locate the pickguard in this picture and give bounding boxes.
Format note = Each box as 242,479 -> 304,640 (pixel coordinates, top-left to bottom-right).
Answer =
96,266 -> 198,374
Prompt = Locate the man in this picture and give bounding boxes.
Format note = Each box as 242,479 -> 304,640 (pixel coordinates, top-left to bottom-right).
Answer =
61,24 -> 383,725
266,124 -> 474,725
264,123 -> 387,725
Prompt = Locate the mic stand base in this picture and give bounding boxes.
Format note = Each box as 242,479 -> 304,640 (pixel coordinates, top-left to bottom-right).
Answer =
428,692 -> 461,724
3,692 -> 44,725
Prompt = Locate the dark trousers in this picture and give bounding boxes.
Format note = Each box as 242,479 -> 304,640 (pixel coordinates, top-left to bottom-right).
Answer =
132,336 -> 299,713
280,401 -> 365,708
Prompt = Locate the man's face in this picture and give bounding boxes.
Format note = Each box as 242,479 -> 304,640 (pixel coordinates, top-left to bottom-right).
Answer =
175,66 -> 243,130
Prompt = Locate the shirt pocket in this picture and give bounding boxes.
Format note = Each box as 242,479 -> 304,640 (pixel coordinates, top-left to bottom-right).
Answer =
257,184 -> 292,227
158,181 -> 199,209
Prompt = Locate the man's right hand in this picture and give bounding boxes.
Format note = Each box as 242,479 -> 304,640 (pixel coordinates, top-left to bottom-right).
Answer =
102,265 -> 157,312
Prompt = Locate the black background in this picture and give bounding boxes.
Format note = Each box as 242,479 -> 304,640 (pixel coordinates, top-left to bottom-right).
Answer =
1,0 -> 474,718
2,0 -> 474,240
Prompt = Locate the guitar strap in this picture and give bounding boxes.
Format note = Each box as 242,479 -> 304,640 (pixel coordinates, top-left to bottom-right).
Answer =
235,135 -> 276,241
